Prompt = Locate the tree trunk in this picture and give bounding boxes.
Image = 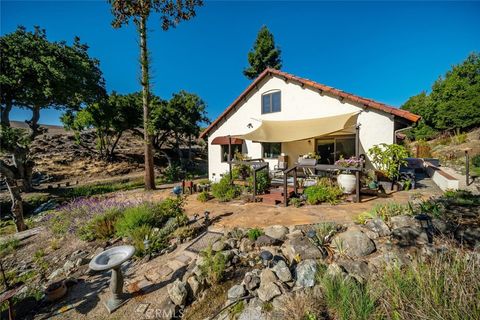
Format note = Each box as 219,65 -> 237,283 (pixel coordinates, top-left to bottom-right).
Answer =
108,131 -> 123,160
5,178 -> 27,232
188,134 -> 192,162
139,14 -> 156,190
175,132 -> 183,166
1,99 -> 12,127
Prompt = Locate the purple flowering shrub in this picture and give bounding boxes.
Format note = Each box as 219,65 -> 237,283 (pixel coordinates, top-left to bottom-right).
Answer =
43,196 -> 142,236
334,156 -> 364,169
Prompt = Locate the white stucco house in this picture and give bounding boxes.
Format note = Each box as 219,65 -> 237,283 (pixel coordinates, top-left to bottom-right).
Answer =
200,68 -> 420,182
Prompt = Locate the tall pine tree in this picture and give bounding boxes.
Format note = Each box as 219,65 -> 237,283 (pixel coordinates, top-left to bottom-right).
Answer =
243,25 -> 282,80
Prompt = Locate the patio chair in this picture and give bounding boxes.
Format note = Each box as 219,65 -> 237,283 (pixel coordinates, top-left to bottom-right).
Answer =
272,159 -> 288,178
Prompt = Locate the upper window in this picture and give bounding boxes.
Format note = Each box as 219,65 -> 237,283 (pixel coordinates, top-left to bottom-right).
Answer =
262,142 -> 281,159
261,91 -> 281,114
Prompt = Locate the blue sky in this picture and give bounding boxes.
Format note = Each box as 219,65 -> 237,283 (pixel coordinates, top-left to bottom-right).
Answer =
1,1 -> 479,126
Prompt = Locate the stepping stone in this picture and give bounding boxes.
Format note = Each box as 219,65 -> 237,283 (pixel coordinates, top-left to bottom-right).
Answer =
145,265 -> 173,282
127,279 -> 153,294
175,254 -> 192,265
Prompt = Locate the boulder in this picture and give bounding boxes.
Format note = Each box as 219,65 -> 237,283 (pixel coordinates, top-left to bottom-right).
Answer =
257,282 -> 281,302
326,263 -> 347,278
239,299 -> 267,320
158,296 -> 177,320
48,268 -> 64,280
295,259 -> 317,288
264,225 -> 289,241
368,251 -> 408,271
225,238 -> 237,249
281,237 -> 324,262
432,218 -> 450,234
239,238 -> 255,253
390,215 -> 418,229
272,260 -> 292,282
392,226 -> 429,246
187,276 -> 202,297
455,226 -> 480,246
244,273 -> 261,291
227,284 -> 246,301
63,260 -> 75,273
338,260 -> 370,281
286,229 -> 304,239
212,240 -> 226,252
333,230 -> 376,257
260,268 -> 277,285
255,235 -> 281,247
365,218 -> 391,237
167,279 -> 187,306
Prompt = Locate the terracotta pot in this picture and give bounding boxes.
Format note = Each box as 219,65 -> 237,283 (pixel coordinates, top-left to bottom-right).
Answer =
45,281 -> 67,302
337,173 -> 356,194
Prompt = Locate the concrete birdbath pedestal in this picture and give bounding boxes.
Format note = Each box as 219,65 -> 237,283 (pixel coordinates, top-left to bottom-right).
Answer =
89,245 -> 135,313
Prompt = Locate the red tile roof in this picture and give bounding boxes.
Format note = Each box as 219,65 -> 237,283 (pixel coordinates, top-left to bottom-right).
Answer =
200,68 -> 420,139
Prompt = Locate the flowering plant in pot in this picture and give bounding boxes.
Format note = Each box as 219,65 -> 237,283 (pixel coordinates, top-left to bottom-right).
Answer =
334,156 -> 363,194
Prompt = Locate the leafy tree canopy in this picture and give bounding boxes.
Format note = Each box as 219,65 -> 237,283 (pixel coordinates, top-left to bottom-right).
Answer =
401,52 -> 480,140
150,90 -> 208,150
62,92 -> 143,159
243,25 -> 282,80
0,26 -> 106,130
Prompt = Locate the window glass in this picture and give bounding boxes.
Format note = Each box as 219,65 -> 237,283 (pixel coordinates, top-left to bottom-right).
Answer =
261,91 -> 281,114
262,142 -> 281,158
221,145 -> 241,162
336,138 -> 355,160
262,94 -> 271,114
272,92 -> 281,112
315,137 -> 356,164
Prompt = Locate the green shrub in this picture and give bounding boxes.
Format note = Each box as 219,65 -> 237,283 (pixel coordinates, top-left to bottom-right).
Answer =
289,197 -> 304,208
197,191 -> 211,202
316,268 -> 376,320
211,176 -> 239,202
163,164 -> 183,182
315,222 -> 340,245
377,249 -> 479,320
0,238 -> 20,257
173,225 -> 199,242
368,143 -> 409,181
246,227 -> 264,241
232,164 -> 251,180
452,131 -> 468,145
442,189 -> 480,205
78,208 -> 124,241
156,197 -> 186,220
230,301 -> 245,318
355,202 -> 411,224
129,225 -> 153,257
304,184 -> 343,205
248,170 -> 271,194
472,154 -> 480,167
115,204 -> 160,237
199,245 -> 227,285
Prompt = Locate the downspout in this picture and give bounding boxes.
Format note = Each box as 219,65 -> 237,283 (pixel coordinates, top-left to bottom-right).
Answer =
394,126 -> 413,144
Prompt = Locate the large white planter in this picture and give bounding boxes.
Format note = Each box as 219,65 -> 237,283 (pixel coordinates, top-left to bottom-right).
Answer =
337,173 -> 357,194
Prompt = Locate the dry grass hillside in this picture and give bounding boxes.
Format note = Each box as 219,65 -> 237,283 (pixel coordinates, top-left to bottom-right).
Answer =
10,121 -> 146,184
408,127 -> 480,174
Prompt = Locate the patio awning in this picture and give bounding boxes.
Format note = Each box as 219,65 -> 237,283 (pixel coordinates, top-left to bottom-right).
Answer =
211,136 -> 244,145
234,112 -> 359,142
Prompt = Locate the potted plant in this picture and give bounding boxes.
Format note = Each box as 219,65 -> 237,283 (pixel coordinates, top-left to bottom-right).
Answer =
334,156 -> 363,194
368,143 -> 409,190
365,169 -> 378,189
298,152 -> 320,166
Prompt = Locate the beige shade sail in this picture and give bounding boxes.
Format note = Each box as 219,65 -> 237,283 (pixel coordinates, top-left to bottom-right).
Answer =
234,112 -> 359,142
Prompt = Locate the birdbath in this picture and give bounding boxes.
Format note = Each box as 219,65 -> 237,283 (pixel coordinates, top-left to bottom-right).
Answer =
89,245 -> 135,313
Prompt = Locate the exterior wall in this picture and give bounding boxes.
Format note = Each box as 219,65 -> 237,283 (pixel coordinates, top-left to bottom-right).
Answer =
207,75 -> 395,181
